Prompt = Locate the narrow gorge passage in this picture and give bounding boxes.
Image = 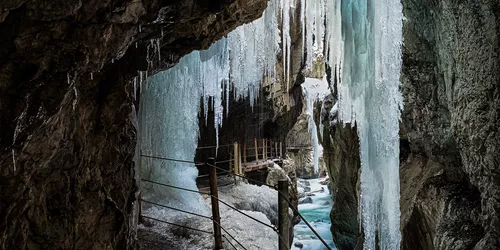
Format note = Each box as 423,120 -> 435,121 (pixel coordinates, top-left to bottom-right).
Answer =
1,0 -> 499,250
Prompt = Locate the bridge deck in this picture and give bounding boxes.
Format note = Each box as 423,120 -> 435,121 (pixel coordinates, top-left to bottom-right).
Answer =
242,159 -> 276,172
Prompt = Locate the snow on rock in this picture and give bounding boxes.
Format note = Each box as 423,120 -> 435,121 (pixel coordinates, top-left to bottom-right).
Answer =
220,209 -> 278,250
266,163 -> 290,187
219,182 -> 279,225
140,183 -> 280,250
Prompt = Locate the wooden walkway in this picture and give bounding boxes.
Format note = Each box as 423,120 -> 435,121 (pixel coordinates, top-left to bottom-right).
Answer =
242,159 -> 276,172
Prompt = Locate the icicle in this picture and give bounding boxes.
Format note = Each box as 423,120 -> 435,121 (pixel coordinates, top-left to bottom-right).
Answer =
135,42 -> 138,49
156,39 -> 161,64
330,0 -> 404,248
133,77 -> 137,101
90,72 -> 93,80
67,73 -> 70,85
12,149 -> 16,172
139,24 -> 142,32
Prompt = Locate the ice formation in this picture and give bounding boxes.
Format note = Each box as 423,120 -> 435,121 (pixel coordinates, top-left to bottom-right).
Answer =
302,77 -> 330,174
330,0 -> 404,249
139,0 -> 404,248
140,0 -> 282,214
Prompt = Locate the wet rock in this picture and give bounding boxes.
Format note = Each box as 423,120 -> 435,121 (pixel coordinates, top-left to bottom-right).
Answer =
298,197 -> 313,204
294,242 -> 304,248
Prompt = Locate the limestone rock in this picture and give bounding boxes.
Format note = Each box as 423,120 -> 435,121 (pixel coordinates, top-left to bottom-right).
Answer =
298,197 -> 313,204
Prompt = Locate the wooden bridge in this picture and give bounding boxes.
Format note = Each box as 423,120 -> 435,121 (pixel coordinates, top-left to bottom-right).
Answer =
229,138 -> 284,175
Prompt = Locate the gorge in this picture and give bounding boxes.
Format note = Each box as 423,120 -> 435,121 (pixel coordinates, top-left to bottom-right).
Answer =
0,0 -> 499,250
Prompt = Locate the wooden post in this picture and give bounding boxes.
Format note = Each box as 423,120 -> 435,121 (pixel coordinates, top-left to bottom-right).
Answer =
262,139 -> 266,161
238,147 -> 243,176
233,142 -> 239,175
208,158 -> 223,249
280,142 -> 283,159
254,138 -> 259,161
278,179 -> 289,250
270,141 -> 273,159
275,142 -> 278,159
264,139 -> 269,160
243,142 -> 247,164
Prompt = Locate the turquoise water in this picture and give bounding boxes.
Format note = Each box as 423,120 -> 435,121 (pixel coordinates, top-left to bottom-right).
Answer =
292,178 -> 336,250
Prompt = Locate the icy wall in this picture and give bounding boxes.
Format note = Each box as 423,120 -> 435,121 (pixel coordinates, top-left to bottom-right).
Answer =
302,77 -> 330,174
140,0 -> 404,248
139,0 -> 282,212
329,0 -> 404,249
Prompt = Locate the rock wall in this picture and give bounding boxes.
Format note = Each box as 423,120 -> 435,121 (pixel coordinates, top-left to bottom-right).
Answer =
323,0 -> 500,249
0,0 -> 267,249
400,0 -> 500,248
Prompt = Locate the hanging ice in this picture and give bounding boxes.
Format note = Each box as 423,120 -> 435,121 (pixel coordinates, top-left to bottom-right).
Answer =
301,0 -> 328,70
302,76 -> 330,174
328,0 -> 404,249
140,52 -> 209,215
139,0 -> 282,213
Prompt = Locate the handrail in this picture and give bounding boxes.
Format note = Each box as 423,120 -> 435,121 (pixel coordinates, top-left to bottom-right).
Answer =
141,199 -> 212,220
139,140 -> 299,250
213,195 -> 276,231
204,164 -> 332,250
141,178 -> 210,195
141,154 -> 202,165
197,144 -> 233,150
215,159 -> 232,164
141,215 -> 213,235
212,219 -> 248,250
222,235 -> 238,250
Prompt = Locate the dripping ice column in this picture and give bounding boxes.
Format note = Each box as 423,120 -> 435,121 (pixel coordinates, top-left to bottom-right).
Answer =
140,52 -> 209,215
335,0 -> 403,249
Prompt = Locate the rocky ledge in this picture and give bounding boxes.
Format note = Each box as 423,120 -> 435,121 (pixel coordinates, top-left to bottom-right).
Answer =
0,0 -> 267,249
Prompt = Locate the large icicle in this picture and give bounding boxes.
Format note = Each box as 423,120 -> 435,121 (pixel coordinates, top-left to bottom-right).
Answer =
331,0 -> 403,249
302,76 -> 330,174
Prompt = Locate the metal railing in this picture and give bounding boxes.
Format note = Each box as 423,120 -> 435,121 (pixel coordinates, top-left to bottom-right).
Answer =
138,141 -> 332,250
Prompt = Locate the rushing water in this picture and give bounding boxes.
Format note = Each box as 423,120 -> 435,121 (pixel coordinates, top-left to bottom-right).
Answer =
292,178 -> 336,250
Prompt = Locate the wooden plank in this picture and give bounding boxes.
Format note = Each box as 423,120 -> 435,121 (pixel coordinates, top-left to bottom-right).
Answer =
254,138 -> 258,161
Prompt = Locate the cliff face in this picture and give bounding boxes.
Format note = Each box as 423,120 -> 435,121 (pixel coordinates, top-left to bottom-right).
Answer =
400,0 -> 500,248
324,0 -> 500,249
0,0 -> 267,249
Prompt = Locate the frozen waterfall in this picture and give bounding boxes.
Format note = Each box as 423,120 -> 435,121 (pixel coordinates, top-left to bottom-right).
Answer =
139,0 -> 283,214
330,0 -> 404,249
302,77 -> 330,174
139,0 -> 404,248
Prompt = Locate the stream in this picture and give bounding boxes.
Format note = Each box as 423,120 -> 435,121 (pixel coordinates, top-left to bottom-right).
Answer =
292,178 -> 337,250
